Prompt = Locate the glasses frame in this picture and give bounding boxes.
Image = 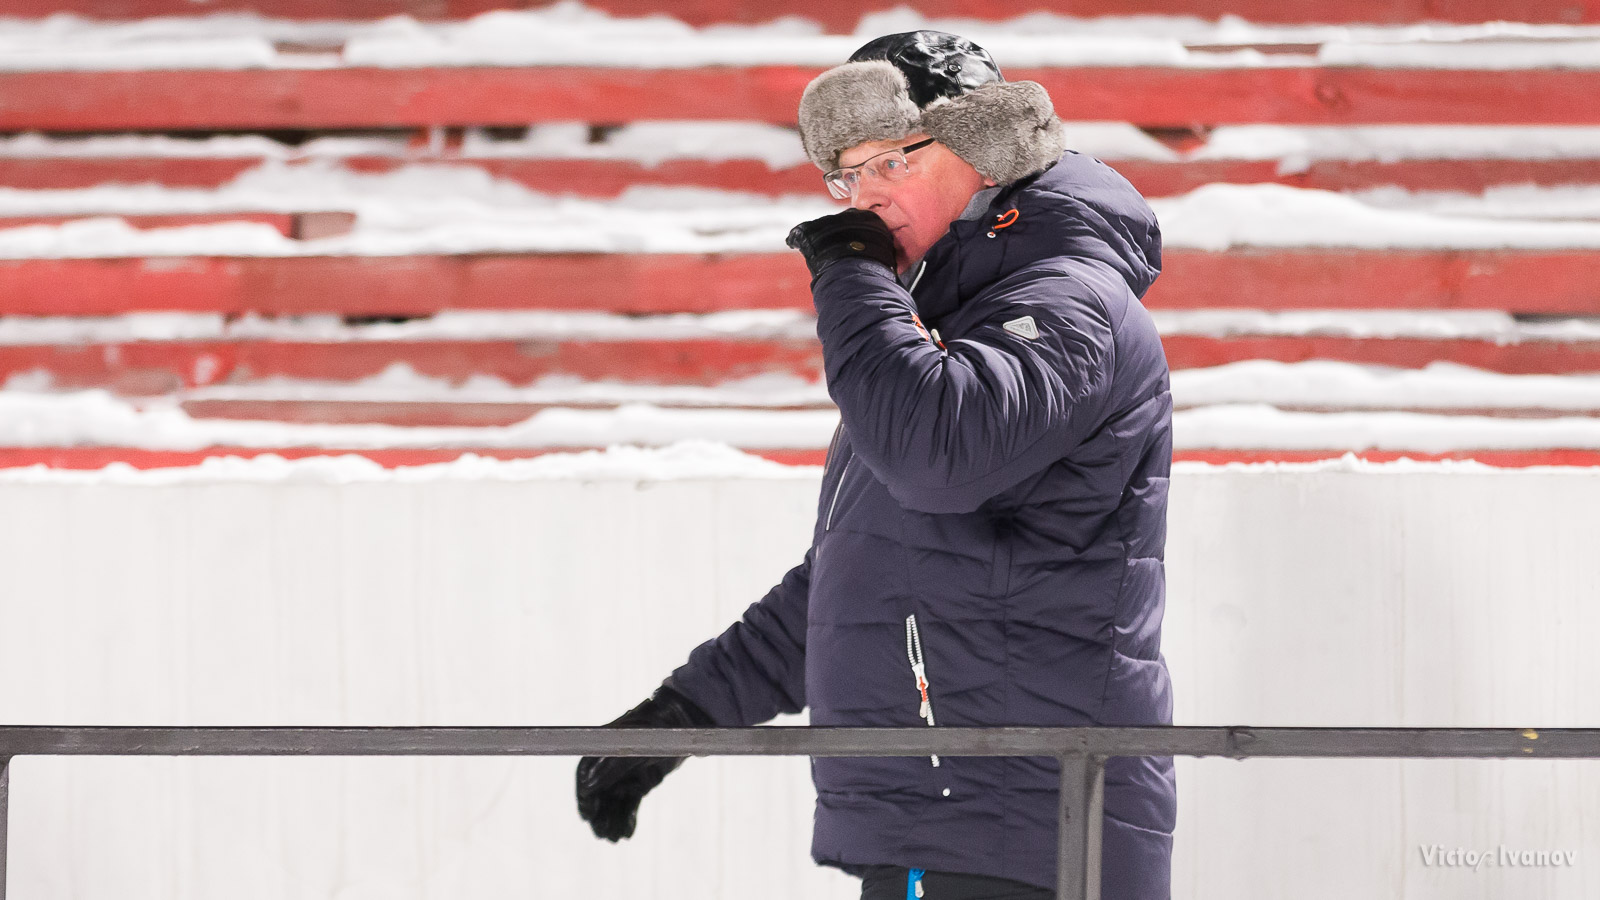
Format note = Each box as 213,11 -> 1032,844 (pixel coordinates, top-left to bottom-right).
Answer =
823,138 -> 937,200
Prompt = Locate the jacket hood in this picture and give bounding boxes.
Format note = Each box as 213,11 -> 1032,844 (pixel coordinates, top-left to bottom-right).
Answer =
913,150 -> 1162,322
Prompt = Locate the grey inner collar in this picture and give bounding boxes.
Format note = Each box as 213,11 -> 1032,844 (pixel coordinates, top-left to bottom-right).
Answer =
959,185 -> 1003,222
897,185 -> 1004,289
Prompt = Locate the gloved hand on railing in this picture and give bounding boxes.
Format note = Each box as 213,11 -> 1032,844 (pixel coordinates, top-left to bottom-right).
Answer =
575,684 -> 716,841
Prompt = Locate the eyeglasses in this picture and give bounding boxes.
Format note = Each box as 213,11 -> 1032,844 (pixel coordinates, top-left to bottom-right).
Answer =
822,138 -> 936,200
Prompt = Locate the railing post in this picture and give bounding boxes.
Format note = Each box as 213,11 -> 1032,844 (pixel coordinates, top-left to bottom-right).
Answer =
1,754 -> 10,900
1054,753 -> 1104,900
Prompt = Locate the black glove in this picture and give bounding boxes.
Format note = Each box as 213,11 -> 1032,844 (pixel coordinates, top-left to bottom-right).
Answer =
785,208 -> 897,278
575,684 -> 715,841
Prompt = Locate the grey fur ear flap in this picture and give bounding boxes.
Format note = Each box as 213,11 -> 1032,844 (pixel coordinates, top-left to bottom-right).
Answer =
922,81 -> 1067,185
798,60 -> 923,171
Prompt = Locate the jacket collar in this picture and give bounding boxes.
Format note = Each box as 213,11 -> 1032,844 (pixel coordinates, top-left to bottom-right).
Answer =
908,177 -> 1031,324
903,151 -> 1164,326
895,185 -> 1002,293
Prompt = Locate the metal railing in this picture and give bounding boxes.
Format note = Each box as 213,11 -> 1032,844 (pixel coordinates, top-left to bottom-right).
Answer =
2,725 -> 1599,900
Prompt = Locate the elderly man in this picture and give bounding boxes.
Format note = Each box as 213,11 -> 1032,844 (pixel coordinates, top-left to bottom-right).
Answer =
576,31 -> 1175,900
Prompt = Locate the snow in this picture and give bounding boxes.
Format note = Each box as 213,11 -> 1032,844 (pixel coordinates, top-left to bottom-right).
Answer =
136,361 -> 1600,412
0,200 -> 826,258
342,17 -> 1600,71
1355,184 -> 1600,221
0,309 -> 820,345
463,120 -> 1176,168
0,121 -> 1172,168
6,171 -> 1600,256
21,309 -> 1595,349
0,389 -> 839,449
0,162 -> 849,257
459,122 -> 813,169
0,441 -> 817,483
1171,452 -> 1501,474
1194,125 -> 1600,165
18,358 -> 1600,414
5,363 -> 833,408
0,33 -> 293,71
175,370 -> 833,407
1058,123 -> 1183,161
0,131 -> 411,159
0,157 -> 839,217
13,353 -> 1600,415
1148,309 -> 1600,342
17,123 -> 1600,167
1173,360 -> 1600,411
11,379 -> 1600,455
1152,183 -> 1600,250
6,6 -> 1600,71
1319,39 -> 1600,69
1175,404 -> 1600,451
0,445 -> 1569,484
8,309 -> 1600,351
0,312 -> 235,344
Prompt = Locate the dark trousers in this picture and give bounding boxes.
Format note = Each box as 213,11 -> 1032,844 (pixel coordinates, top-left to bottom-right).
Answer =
859,865 -> 1054,900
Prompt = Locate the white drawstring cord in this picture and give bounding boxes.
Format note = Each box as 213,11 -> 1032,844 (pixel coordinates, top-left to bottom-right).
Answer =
906,259 -> 927,294
904,614 -> 940,767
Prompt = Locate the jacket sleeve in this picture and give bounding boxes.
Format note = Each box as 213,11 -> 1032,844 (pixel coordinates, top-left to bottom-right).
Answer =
811,257 -> 1115,515
662,546 -> 811,727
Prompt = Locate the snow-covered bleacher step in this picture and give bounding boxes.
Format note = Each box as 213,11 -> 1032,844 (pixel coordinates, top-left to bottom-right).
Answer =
1158,310 -> 1600,373
9,443 -> 1600,470
11,125 -> 1600,198
0,211 -> 353,237
12,369 -> 1600,468
5,59 -> 1597,132
5,6 -> 1599,470
154,359 -> 1600,422
0,311 -> 826,391
7,312 -> 1600,401
3,183 -> 1599,315
5,247 -> 1597,316
5,13 -> 1600,130
6,0 -> 1596,27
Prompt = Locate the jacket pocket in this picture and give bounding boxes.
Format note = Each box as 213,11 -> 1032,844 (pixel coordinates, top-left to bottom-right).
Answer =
903,613 -> 940,768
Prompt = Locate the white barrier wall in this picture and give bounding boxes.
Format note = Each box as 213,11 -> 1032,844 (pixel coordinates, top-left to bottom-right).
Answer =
0,454 -> 1597,900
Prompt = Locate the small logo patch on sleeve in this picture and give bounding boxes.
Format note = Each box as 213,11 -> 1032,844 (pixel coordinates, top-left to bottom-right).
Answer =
1002,315 -> 1039,340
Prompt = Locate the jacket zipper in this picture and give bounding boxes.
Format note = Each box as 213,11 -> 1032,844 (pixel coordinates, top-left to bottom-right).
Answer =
824,455 -> 852,531
904,613 -> 940,767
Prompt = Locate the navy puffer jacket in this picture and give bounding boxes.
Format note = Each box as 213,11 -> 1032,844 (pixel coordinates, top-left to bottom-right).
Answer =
667,149 -> 1175,897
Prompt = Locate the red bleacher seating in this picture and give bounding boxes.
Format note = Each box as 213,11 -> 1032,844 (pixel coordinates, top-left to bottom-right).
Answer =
5,67 -> 1599,132
4,250 -> 1596,317
3,0 -> 1595,25
11,155 -> 1600,197
3,3 -> 1600,467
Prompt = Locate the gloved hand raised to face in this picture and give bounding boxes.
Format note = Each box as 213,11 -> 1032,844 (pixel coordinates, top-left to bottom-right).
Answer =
575,684 -> 716,842
785,208 -> 897,279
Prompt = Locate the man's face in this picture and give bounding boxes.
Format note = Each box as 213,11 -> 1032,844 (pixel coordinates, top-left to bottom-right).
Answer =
837,134 -> 992,274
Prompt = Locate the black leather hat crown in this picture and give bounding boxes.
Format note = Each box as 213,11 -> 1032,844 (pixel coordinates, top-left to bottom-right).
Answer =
797,31 -> 1066,186
848,31 -> 1004,107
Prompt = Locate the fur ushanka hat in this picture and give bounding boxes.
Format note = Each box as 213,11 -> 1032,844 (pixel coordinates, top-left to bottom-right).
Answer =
797,31 -> 1067,187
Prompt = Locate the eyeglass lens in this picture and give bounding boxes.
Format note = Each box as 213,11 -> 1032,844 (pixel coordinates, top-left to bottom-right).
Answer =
826,149 -> 913,199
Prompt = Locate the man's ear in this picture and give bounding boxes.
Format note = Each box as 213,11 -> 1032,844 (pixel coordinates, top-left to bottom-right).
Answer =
984,178 -> 999,187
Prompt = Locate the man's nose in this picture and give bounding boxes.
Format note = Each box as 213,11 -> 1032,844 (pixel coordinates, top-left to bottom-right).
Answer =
851,180 -> 889,211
